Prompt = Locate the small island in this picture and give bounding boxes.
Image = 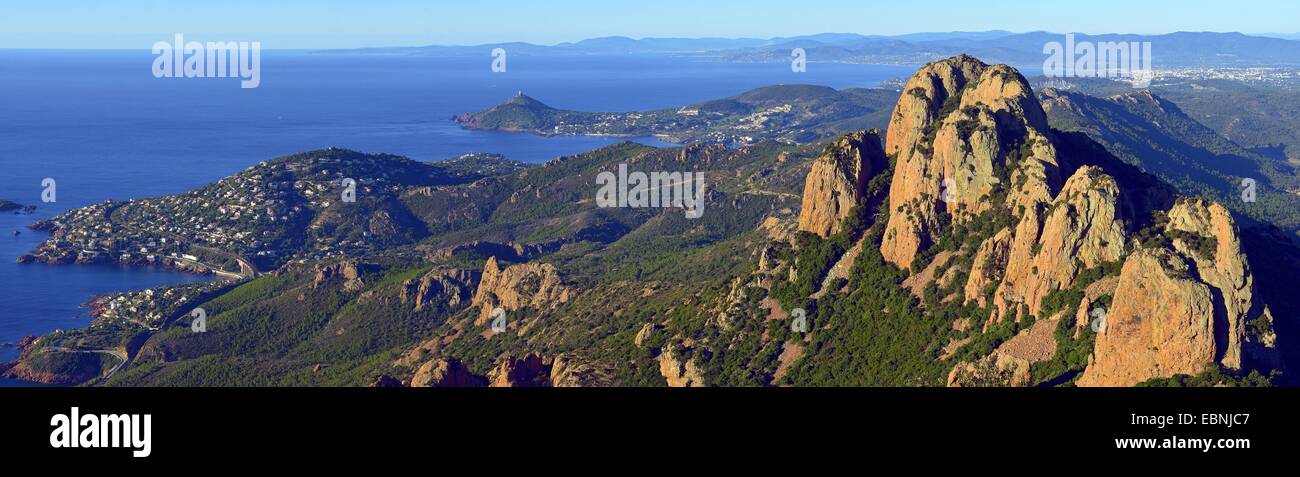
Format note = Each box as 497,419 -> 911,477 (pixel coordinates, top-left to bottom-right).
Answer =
0,199 -> 36,214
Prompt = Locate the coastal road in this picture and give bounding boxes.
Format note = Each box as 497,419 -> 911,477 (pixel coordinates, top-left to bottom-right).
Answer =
98,201 -> 262,279
42,346 -> 128,384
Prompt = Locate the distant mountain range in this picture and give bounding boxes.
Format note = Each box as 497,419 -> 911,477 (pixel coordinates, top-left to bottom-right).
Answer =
1260,33 -> 1300,40
320,31 -> 1300,67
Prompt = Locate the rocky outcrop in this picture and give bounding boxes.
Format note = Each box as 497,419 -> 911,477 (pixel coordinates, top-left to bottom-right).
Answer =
487,354 -> 551,387
471,257 -> 571,325
550,353 -> 615,387
657,343 -> 705,387
759,216 -> 797,245
1077,249 -> 1218,387
0,337 -> 103,385
370,374 -> 403,387
0,200 -> 35,214
796,130 -> 887,237
313,260 -> 376,292
410,358 -> 485,387
1078,199 -> 1271,386
1163,199 -> 1252,370
780,54 -> 1283,387
990,166 -> 1125,321
964,228 -> 1012,308
947,352 -> 1031,387
634,323 -> 664,350
881,55 -> 1062,270
400,268 -> 479,311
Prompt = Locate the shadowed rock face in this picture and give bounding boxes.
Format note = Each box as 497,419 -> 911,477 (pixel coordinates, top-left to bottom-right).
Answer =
410,358 -> 485,387
400,268 -> 480,311
797,130 -> 887,238
488,354 -> 550,387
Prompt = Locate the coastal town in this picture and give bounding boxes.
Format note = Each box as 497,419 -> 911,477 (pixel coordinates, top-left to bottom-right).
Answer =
454,86 -> 897,147
84,280 -> 235,331
16,148 -> 454,278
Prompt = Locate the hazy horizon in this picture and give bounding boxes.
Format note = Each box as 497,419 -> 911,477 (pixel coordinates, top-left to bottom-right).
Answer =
3,0 -> 1299,49
1,30 -> 1298,51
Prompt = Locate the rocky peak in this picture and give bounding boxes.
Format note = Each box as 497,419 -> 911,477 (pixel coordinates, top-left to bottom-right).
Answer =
312,260 -> 376,291
880,55 -> 1062,270
986,165 -> 1126,321
471,256 -> 571,326
1164,198 -> 1254,369
789,54 -> 1280,386
400,268 -> 480,311
487,354 -> 551,387
958,64 -> 1049,133
884,54 -> 987,160
410,357 -> 485,387
796,130 -> 887,237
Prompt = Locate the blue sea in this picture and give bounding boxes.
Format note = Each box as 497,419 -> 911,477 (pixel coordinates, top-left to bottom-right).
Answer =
0,49 -> 912,367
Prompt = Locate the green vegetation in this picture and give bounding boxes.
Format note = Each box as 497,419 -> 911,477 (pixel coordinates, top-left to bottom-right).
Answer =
1044,87 -> 1300,236
1028,306 -> 1102,386
779,215 -> 993,386
1138,366 -> 1275,387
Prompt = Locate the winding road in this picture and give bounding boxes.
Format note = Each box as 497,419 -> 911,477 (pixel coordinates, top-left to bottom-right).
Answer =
42,346 -> 129,384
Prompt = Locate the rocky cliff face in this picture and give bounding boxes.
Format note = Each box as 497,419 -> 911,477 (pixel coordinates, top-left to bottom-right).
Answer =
793,54 -> 1283,387
658,343 -> 706,387
796,130 -> 887,237
471,256 -> 571,325
487,354 -> 551,387
1076,249 -> 1219,386
1078,199 -> 1269,386
313,260 -> 377,292
1164,199 -> 1253,369
880,55 -> 1063,270
400,268 -> 479,311
986,165 -> 1126,321
410,357 -> 485,387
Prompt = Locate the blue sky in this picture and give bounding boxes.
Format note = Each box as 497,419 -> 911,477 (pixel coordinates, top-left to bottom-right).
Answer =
2,0 -> 1297,48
